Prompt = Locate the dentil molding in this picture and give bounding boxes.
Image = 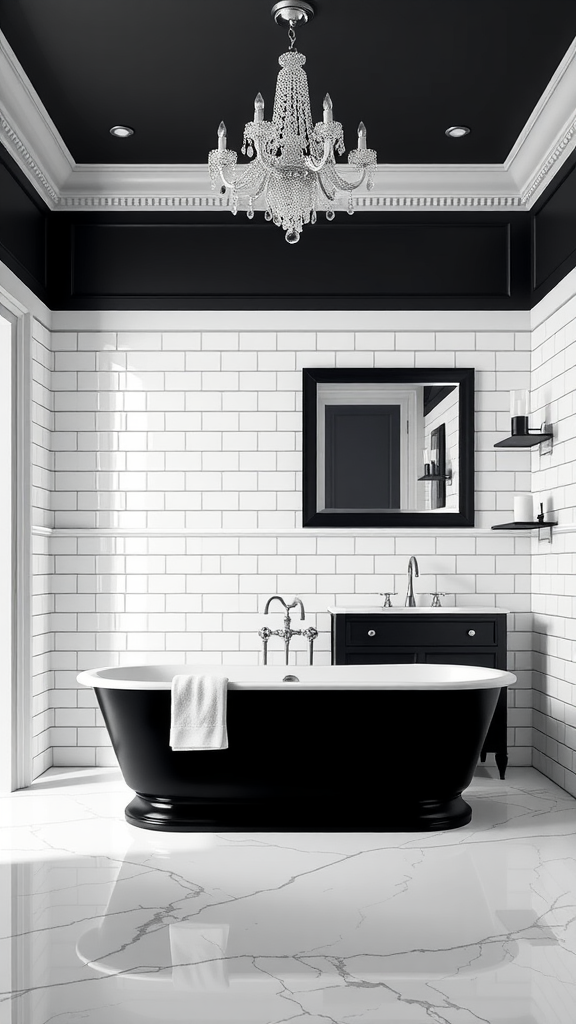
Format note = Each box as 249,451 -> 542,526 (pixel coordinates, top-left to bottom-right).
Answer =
55,191 -> 524,210
521,113 -> 576,205
0,111 -> 58,203
2,28 -> 576,212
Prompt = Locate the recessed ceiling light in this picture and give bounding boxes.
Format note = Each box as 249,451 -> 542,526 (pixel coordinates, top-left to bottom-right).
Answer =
445,125 -> 470,138
109,125 -> 134,138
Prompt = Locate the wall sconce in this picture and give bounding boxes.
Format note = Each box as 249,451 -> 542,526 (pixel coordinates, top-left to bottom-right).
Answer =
510,389 -> 529,436
494,392 -> 553,449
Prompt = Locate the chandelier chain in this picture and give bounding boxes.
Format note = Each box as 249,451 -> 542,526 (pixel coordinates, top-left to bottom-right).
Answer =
288,23 -> 297,50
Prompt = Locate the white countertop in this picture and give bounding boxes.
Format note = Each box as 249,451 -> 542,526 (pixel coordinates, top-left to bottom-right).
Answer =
328,606 -> 509,614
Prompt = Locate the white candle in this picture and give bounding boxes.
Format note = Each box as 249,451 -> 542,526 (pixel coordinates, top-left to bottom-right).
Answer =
217,121 -> 227,152
513,494 -> 533,523
254,93 -> 264,122
323,94 -> 333,123
357,121 -> 367,150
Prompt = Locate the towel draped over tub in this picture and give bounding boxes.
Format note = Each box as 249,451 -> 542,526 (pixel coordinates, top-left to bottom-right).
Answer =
170,674 -> 229,750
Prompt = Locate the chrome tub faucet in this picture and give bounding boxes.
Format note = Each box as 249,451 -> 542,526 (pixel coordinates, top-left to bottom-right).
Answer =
405,556 -> 420,607
259,595 -> 318,665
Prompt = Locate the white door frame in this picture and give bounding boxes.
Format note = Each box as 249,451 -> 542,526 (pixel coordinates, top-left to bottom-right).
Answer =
0,298 -> 32,791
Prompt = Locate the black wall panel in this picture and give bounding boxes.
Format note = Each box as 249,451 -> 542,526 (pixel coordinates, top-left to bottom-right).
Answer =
5,131 -> 576,314
48,211 -> 530,311
532,152 -> 576,301
0,147 -> 48,299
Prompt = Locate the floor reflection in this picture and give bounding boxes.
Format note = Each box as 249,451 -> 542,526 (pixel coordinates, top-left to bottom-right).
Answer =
3,767 -> 576,1023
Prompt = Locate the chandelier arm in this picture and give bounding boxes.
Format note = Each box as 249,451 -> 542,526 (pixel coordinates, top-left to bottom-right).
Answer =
304,139 -> 333,174
219,163 -> 268,194
253,137 -> 276,174
317,174 -> 336,202
323,164 -> 367,192
217,165 -> 238,191
249,175 -> 269,201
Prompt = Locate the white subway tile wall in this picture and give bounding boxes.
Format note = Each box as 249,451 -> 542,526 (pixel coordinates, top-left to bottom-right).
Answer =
532,287 -> 576,798
32,318 -> 54,778
39,324 -> 533,771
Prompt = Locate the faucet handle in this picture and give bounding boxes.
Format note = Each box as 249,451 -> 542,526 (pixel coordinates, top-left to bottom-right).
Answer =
429,592 -> 446,608
378,592 -> 398,608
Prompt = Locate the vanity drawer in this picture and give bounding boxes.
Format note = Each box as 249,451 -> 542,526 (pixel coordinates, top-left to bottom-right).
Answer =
345,617 -> 496,648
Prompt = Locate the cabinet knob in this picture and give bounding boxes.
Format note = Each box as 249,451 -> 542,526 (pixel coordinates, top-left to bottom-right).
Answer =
467,629 -> 476,637
367,629 -> 376,637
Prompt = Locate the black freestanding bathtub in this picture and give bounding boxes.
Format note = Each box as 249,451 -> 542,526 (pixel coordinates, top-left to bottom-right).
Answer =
78,663 -> 515,832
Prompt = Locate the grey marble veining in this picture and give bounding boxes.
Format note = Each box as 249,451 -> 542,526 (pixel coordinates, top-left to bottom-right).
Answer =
1,767 -> 575,1022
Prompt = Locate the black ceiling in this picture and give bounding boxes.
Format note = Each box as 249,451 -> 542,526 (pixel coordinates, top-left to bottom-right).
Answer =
2,0 -> 576,165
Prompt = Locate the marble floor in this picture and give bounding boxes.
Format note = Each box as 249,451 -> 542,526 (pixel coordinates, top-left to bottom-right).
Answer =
1,767 -> 576,1023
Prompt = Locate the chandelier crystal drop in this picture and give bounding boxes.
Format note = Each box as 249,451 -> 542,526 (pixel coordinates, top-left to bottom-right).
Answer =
208,3 -> 377,243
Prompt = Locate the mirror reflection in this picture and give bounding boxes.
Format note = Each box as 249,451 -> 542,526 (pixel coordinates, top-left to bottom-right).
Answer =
316,381 -> 458,513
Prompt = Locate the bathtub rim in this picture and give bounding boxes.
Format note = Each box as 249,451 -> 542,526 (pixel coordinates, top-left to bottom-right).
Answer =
78,662 -> 516,692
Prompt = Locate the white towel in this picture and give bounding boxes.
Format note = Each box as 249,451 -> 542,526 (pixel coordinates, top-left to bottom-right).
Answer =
170,674 -> 229,750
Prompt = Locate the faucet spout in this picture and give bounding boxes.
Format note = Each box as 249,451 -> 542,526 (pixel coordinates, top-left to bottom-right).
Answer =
264,595 -> 288,616
288,597 -> 306,620
405,556 -> 420,607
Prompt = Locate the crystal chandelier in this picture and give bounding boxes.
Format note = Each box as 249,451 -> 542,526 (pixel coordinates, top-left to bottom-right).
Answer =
208,1 -> 377,243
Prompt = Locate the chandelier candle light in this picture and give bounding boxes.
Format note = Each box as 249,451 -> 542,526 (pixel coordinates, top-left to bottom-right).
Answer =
208,1 -> 377,243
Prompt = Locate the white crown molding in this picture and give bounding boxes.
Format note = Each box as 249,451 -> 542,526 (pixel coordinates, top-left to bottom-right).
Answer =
56,163 -> 222,206
356,197 -> 522,208
0,112 -> 59,205
0,30 -> 73,208
506,37 -> 576,207
55,160 -> 521,209
520,114 -> 576,206
1,26 -> 576,213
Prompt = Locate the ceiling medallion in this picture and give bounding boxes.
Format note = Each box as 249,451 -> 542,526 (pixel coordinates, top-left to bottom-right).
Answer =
208,1 -> 377,243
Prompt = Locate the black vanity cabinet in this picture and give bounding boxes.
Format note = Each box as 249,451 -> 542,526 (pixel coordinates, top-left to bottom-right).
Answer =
331,611 -> 508,779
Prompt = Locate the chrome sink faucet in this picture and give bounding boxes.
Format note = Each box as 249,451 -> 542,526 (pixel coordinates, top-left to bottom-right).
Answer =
405,556 -> 420,607
259,595 -> 318,665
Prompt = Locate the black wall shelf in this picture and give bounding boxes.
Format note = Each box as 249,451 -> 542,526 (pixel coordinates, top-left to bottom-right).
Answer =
491,521 -> 557,529
492,520 -> 557,542
494,432 -> 553,448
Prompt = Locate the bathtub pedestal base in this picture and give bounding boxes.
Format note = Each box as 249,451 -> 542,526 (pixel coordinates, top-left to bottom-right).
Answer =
125,792 -> 472,832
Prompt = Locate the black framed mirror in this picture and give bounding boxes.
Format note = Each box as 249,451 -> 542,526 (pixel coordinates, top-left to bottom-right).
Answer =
302,368 -> 474,528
